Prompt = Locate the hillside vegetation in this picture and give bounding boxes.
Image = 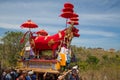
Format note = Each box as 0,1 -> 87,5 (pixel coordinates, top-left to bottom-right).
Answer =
71,46 -> 120,80
0,31 -> 120,80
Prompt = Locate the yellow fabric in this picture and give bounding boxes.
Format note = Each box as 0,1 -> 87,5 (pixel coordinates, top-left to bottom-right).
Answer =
59,53 -> 66,66
55,62 -> 60,70
17,61 -> 23,67
20,50 -> 24,56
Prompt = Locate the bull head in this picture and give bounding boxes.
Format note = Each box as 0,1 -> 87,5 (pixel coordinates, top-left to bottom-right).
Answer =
63,25 -> 80,48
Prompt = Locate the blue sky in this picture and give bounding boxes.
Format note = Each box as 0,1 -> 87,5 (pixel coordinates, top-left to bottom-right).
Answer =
0,0 -> 120,50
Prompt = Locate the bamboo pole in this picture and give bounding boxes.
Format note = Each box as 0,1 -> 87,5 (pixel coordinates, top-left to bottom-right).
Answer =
57,70 -> 72,80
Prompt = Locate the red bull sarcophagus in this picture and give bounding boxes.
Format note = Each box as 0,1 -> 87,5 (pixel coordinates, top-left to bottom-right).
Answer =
17,2 -> 80,80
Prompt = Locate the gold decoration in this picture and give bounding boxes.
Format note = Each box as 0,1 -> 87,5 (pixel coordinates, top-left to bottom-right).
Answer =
48,39 -> 55,47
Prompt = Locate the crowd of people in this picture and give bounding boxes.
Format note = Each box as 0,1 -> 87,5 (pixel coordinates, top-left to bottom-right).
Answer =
0,69 -> 36,80
0,67 -> 80,80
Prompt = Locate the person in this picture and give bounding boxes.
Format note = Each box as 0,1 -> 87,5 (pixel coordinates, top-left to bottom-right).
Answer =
69,66 -> 80,80
15,69 -> 22,79
25,71 -> 32,80
71,53 -> 77,62
26,70 -> 36,80
10,69 -> 17,80
57,44 -> 67,71
16,70 -> 26,80
24,41 -> 31,60
5,69 -> 12,80
29,47 -> 35,59
31,72 -> 37,80
69,69 -> 80,80
66,48 -> 71,69
1,69 -> 6,80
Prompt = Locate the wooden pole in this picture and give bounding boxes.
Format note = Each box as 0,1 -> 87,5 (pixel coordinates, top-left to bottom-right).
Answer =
36,72 -> 39,80
57,70 -> 72,80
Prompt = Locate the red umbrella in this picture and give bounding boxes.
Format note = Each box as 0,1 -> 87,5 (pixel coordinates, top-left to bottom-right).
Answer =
72,13 -> 79,17
70,17 -> 79,21
60,2 -> 75,27
20,20 -> 38,43
62,8 -> 74,13
67,21 -> 79,25
64,2 -> 74,9
60,3 -> 74,19
20,20 -> 38,29
68,12 -> 79,25
60,12 -> 73,18
36,29 -> 48,36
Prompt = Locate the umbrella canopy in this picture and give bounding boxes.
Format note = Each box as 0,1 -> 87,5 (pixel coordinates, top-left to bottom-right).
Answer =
62,8 -> 74,13
60,12 -> 73,18
36,29 -> 48,36
70,17 -> 79,21
72,13 -> 79,17
68,12 -> 79,25
60,2 -> 74,19
67,21 -> 79,25
64,2 -> 74,8
20,20 -> 38,43
20,20 -> 38,28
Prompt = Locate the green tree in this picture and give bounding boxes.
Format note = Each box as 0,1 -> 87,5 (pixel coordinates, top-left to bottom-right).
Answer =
86,55 -> 99,65
0,31 -> 25,68
102,55 -> 108,60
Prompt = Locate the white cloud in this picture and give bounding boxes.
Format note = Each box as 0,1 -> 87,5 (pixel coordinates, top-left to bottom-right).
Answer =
80,14 -> 120,21
0,23 -> 20,30
71,38 -> 104,49
80,14 -> 120,27
72,37 -> 120,50
81,29 -> 117,37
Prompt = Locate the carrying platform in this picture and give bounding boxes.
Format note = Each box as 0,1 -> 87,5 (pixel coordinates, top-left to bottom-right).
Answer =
17,59 -> 60,74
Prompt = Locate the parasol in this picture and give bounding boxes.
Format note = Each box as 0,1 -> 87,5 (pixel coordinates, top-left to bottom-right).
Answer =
72,13 -> 79,17
60,12 -> 73,19
67,21 -> 79,25
20,20 -> 38,43
70,18 -> 79,21
62,8 -> 74,13
36,29 -> 48,36
67,13 -> 79,25
60,2 -> 74,27
20,19 -> 38,31
64,2 -> 74,8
